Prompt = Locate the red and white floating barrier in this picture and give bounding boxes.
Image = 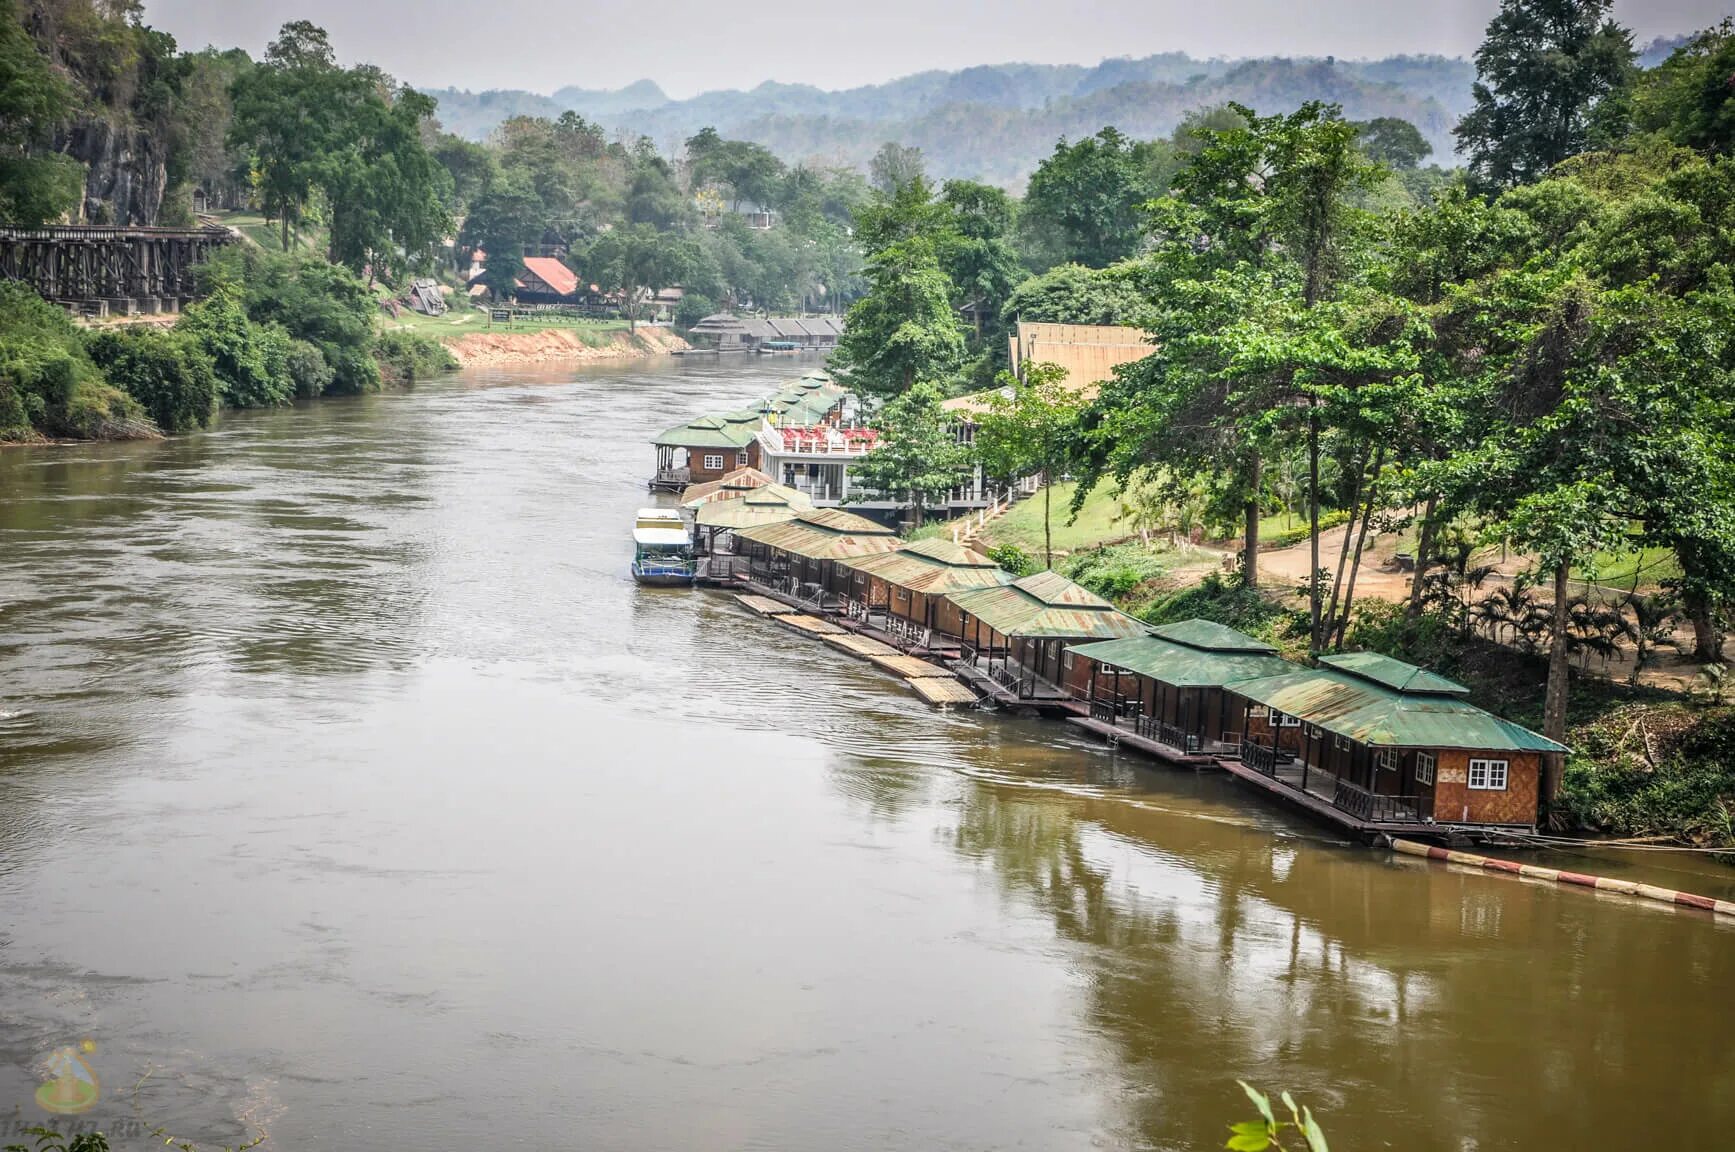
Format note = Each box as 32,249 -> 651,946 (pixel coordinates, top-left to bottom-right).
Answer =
1389,838 -> 1735,918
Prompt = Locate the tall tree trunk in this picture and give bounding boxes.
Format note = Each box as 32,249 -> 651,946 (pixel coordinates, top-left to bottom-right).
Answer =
1542,560 -> 1571,817
1308,403 -> 1321,649
1243,451 -> 1261,588
1043,476 -> 1053,571
1407,493 -> 1439,621
1334,446 -> 1385,648
1323,443 -> 1371,645
1684,588 -> 1721,663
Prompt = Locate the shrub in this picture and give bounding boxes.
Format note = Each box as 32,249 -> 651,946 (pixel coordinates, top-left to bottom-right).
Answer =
1063,543 -> 1168,600
85,327 -> 219,432
0,283 -> 144,440
177,286 -> 295,408
1558,704 -> 1735,848
197,248 -> 380,394
675,291 -> 716,330
986,543 -> 1036,577
284,339 -> 334,399
373,329 -> 458,384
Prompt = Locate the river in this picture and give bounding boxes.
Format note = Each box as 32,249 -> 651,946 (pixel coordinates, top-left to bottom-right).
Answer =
1,356 -> 1730,1151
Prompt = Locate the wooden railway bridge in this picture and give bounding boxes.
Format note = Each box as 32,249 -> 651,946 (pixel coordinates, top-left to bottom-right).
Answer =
0,223 -> 236,318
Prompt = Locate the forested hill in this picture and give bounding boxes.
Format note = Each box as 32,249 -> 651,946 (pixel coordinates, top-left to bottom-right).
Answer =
427,53 -> 1478,185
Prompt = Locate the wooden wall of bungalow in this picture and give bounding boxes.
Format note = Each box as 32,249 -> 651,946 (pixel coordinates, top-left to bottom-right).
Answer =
1222,652 -> 1562,830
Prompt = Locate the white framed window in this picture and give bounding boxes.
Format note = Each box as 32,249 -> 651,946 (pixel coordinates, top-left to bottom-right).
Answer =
1415,751 -> 1436,785
894,587 -> 909,602
1468,758 -> 1509,791
702,454 -> 724,470
1334,733 -> 1350,750
737,451 -> 750,466
1063,651 -> 1074,670
1377,748 -> 1399,772
1273,710 -> 1301,727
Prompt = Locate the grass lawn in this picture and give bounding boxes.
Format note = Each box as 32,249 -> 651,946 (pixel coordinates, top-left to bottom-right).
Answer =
980,481 -> 1133,556
1572,546 -> 1682,590
210,210 -> 322,254
382,303 -> 630,344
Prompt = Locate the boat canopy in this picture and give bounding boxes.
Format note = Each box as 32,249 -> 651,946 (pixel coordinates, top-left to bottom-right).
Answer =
633,526 -> 692,548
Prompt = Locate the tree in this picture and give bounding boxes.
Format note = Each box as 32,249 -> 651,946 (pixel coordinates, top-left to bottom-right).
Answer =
1002,262 -> 1145,327
1630,21 -> 1735,154
460,168 -> 542,300
1454,0 -> 1636,189
0,0 -> 84,224
868,142 -> 925,195
1021,127 -> 1155,268
976,361 -> 1086,569
1354,117 -> 1432,169
936,179 -> 1022,343
831,236 -> 965,398
586,224 -> 692,330
849,381 -> 974,528
231,22 -> 450,273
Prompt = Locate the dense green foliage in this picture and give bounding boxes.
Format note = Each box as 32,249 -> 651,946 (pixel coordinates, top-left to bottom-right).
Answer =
85,325 -> 218,431
229,22 -> 450,275
0,283 -> 143,439
1454,0 -> 1635,189
374,329 -> 459,384
848,382 -> 974,527
0,0 -> 83,223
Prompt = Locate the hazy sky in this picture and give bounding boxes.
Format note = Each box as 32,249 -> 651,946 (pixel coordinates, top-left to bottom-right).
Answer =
141,0 -> 1732,98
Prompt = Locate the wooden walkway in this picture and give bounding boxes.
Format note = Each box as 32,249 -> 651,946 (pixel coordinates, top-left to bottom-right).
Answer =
1217,756 -> 1425,842
1065,715 -> 1218,768
725,588 -> 983,710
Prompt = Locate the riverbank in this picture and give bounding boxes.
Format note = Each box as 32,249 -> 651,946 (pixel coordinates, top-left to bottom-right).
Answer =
438,324 -> 689,368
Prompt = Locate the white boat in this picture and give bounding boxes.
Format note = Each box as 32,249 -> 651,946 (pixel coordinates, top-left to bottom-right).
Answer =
631,508 -> 696,586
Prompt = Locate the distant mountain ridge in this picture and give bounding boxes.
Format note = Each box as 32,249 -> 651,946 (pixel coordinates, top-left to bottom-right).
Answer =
427,51 -> 1485,185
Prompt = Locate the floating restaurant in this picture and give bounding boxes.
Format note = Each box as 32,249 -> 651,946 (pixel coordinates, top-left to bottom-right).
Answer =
731,508 -> 901,602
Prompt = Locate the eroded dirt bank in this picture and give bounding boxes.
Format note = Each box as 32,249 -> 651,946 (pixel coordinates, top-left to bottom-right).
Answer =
444,325 -> 689,367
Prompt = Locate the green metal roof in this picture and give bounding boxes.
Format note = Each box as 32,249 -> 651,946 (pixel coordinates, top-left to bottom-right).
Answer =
1317,651 -> 1470,696
1150,619 -> 1277,654
653,413 -> 761,449
945,575 -> 1148,640
734,508 -> 900,561
837,538 -> 1014,594
1225,666 -> 1568,753
1068,634 -> 1292,688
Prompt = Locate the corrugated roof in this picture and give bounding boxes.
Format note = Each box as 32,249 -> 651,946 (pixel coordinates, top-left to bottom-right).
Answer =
1225,666 -> 1568,753
694,486 -> 812,529
1013,570 -> 1114,609
945,577 -> 1148,640
521,257 -> 579,297
1318,651 -> 1470,696
681,467 -> 777,508
654,413 -> 761,449
1150,619 -> 1277,654
1068,634 -> 1292,687
734,508 -> 900,561
837,538 -> 1014,594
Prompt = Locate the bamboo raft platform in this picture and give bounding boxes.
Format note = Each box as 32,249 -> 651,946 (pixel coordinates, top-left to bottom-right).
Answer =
827,634 -> 902,658
735,594 -> 800,617
867,654 -> 955,679
907,678 -> 980,707
780,614 -> 847,636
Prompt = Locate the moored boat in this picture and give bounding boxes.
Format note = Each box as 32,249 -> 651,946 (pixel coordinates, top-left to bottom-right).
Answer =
631,509 -> 695,586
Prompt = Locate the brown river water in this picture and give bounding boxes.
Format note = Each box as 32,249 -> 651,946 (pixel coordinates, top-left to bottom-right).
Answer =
1,356 -> 1731,1151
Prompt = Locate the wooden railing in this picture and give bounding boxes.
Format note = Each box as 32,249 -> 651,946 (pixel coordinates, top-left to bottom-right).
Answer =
1089,698 -> 1117,724
1158,722 -> 1201,753
1330,779 -> 1423,824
